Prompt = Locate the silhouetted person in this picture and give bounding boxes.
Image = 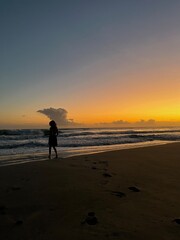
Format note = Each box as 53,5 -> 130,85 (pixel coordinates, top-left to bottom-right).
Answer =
48,120 -> 58,159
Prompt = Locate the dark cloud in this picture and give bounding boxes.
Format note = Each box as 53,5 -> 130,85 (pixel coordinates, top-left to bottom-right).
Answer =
96,119 -> 156,127
37,107 -> 74,126
112,120 -> 129,124
136,119 -> 156,125
96,120 -> 130,127
37,108 -> 158,128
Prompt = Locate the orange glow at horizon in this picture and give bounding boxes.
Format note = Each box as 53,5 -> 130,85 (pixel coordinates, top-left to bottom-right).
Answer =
1,49 -> 180,128
1,107 -> 180,128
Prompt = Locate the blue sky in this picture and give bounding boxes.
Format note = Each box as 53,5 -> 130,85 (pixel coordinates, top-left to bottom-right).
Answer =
1,0 -> 180,127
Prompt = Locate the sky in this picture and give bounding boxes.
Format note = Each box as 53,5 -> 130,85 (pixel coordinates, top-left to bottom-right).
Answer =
1,0 -> 180,128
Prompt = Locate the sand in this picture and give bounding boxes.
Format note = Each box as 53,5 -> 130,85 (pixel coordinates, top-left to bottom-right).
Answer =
0,142 -> 180,239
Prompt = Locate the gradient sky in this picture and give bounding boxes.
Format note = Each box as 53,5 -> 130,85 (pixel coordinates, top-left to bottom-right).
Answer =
1,0 -> 180,128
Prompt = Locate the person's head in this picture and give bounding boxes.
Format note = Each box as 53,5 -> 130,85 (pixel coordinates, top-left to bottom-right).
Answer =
49,120 -> 57,128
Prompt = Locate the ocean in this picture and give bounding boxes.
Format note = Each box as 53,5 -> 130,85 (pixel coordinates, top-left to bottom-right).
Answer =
0,127 -> 180,166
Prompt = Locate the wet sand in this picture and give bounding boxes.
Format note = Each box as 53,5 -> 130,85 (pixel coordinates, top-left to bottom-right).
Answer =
1,142 -> 180,239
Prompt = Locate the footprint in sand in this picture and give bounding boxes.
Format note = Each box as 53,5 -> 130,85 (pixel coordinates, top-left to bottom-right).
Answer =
11,186 -> 21,191
128,186 -> 140,192
0,205 -> 7,215
15,220 -> 23,226
111,191 -> 126,198
103,173 -> 112,178
92,166 -> 97,170
173,219 -> 180,224
82,212 -> 98,225
99,160 -> 109,167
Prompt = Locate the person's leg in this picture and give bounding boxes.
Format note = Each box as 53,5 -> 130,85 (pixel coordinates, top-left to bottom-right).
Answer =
53,146 -> 58,158
49,146 -> 51,159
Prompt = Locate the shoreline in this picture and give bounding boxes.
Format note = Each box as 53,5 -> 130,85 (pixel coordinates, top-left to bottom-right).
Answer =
0,140 -> 174,167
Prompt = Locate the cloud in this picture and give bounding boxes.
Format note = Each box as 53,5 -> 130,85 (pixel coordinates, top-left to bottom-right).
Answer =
95,119 -> 156,127
37,107 -> 74,126
135,119 -> 156,125
95,120 -> 130,127
37,108 -> 158,128
112,120 -> 130,124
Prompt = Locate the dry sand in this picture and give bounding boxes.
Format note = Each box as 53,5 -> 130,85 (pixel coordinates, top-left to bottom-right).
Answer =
0,143 -> 180,239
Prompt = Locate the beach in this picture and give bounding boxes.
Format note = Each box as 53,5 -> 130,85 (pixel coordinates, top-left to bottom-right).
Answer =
1,142 -> 180,240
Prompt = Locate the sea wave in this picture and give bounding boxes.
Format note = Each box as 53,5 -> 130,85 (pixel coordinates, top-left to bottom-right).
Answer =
1,128 -> 180,137
0,132 -> 180,150
0,141 -> 47,149
0,129 -> 45,136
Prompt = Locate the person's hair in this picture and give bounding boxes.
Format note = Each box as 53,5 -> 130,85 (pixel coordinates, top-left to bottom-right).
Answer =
49,120 -> 57,128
